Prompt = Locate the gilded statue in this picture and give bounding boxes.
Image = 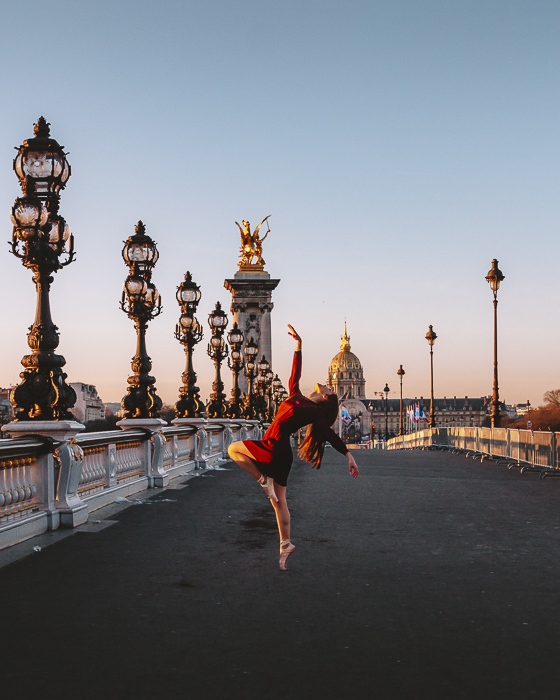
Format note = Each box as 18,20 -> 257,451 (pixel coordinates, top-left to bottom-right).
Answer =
236,215 -> 271,267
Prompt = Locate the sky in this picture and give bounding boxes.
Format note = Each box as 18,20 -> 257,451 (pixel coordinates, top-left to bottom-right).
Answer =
0,0 -> 559,409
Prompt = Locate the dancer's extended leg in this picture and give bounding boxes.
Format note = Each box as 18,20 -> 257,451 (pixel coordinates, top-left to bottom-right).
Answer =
271,485 -> 295,570
227,441 -> 278,502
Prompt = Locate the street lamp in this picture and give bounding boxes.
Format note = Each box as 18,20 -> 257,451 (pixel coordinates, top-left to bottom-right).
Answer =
425,325 -> 437,428
175,271 -> 203,418
243,336 -> 259,419
227,322 -> 244,418
397,365 -> 405,435
265,367 -> 275,422
206,302 -> 229,418
383,383 -> 390,439
120,221 -> 163,419
256,355 -> 271,422
272,374 -> 283,417
485,259 -> 505,428
8,117 -> 77,421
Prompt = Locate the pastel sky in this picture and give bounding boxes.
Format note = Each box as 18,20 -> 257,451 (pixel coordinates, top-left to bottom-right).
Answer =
1,1 -> 559,408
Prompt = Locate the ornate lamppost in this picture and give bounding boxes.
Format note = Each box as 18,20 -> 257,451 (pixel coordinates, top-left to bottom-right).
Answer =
243,336 -> 259,419
272,374 -> 283,417
7,117 -> 78,423
397,365 -> 405,435
256,356 -> 271,422
485,259 -> 505,428
175,271 -> 203,418
206,302 -> 229,418
264,367 -> 275,422
120,222 -> 163,419
425,325 -> 437,428
383,383 -> 390,439
227,322 -> 245,418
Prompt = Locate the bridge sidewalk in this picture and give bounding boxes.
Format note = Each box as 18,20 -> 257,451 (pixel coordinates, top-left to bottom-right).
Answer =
2,448 -> 560,699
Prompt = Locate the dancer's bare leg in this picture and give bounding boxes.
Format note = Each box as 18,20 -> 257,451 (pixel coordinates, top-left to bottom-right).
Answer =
270,484 -> 290,542
271,484 -> 295,570
227,442 -> 262,480
227,441 -> 278,502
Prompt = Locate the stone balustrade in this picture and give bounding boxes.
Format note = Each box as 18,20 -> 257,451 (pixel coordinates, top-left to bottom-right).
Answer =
0,419 -> 261,551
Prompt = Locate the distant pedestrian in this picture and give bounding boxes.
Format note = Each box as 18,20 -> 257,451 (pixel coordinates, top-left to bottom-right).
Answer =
228,325 -> 359,570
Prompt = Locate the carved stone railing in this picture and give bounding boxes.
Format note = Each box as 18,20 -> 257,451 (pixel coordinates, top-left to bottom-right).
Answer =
0,419 -> 262,551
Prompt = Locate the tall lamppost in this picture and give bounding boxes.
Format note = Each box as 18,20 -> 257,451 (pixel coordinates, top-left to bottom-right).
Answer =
272,374 -> 283,417
243,336 -> 259,419
265,367 -> 275,422
227,322 -> 244,418
175,271 -> 203,418
425,325 -> 437,428
485,259 -> 505,428
120,222 -> 163,419
256,356 -> 271,422
383,383 -> 390,439
397,365 -> 405,435
8,117 -> 77,422
206,302 -> 229,418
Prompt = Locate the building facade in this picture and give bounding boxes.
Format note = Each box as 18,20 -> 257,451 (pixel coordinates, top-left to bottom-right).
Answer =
364,396 -> 491,439
69,383 -> 105,424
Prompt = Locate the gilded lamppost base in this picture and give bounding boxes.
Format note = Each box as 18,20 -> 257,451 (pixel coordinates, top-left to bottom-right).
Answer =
11,365 -> 77,422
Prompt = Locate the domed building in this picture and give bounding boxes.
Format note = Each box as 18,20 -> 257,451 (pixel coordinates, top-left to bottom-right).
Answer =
327,323 -> 366,400
327,324 -> 369,444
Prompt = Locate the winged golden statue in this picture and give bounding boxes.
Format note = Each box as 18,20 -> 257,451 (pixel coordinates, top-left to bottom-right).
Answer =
235,215 -> 271,268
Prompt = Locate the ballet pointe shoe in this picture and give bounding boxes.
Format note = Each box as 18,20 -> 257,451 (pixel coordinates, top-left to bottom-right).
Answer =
279,540 -> 295,570
258,474 -> 278,503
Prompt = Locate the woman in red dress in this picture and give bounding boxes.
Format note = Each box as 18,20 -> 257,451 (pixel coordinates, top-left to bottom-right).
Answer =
228,325 -> 359,570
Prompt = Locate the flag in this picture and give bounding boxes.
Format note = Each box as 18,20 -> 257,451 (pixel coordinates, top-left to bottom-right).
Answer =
340,403 -> 352,425
414,402 -> 428,423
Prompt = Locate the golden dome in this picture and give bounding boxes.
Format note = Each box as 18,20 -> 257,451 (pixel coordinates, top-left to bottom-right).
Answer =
329,322 -> 363,372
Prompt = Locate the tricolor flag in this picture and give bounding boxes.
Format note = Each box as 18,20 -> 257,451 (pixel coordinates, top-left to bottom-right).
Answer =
340,403 -> 352,425
414,403 -> 428,423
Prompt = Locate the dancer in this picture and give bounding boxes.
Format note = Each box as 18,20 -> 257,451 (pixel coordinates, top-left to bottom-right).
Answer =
228,325 -> 359,570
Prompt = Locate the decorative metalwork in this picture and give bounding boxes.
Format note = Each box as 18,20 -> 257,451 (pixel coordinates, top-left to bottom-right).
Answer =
272,374 -> 283,418
235,216 -> 271,268
242,336 -> 259,419
206,302 -> 229,418
8,118 -> 77,421
486,259 -> 505,429
227,322 -> 245,418
174,272 -> 203,418
120,221 -> 163,419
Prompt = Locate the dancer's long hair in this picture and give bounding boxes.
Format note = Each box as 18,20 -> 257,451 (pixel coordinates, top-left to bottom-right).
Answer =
298,394 -> 339,469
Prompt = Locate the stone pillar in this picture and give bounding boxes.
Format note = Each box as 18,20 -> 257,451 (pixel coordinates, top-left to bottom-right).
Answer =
224,269 -> 280,393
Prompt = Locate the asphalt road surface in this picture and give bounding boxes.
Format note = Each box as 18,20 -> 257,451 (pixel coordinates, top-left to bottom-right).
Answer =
2,448 -> 560,699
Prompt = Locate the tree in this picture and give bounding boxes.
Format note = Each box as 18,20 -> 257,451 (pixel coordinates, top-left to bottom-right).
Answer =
543,389 -> 560,407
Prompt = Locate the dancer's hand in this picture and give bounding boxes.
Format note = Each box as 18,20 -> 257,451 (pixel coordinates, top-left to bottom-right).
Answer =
287,325 -> 302,350
347,453 -> 359,478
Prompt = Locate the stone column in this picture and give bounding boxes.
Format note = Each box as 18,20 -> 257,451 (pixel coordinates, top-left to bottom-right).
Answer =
224,269 -> 280,394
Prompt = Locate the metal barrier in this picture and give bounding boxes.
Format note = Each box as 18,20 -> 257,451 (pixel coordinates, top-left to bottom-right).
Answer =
387,426 -> 560,475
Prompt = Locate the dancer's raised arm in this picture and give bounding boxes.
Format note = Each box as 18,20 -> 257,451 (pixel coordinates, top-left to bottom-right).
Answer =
287,324 -> 301,351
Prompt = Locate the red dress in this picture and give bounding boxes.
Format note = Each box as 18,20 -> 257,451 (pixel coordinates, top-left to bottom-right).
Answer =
242,350 -> 348,486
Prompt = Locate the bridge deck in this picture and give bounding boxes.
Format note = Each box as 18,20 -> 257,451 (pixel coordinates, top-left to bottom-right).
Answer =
3,449 -> 560,699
